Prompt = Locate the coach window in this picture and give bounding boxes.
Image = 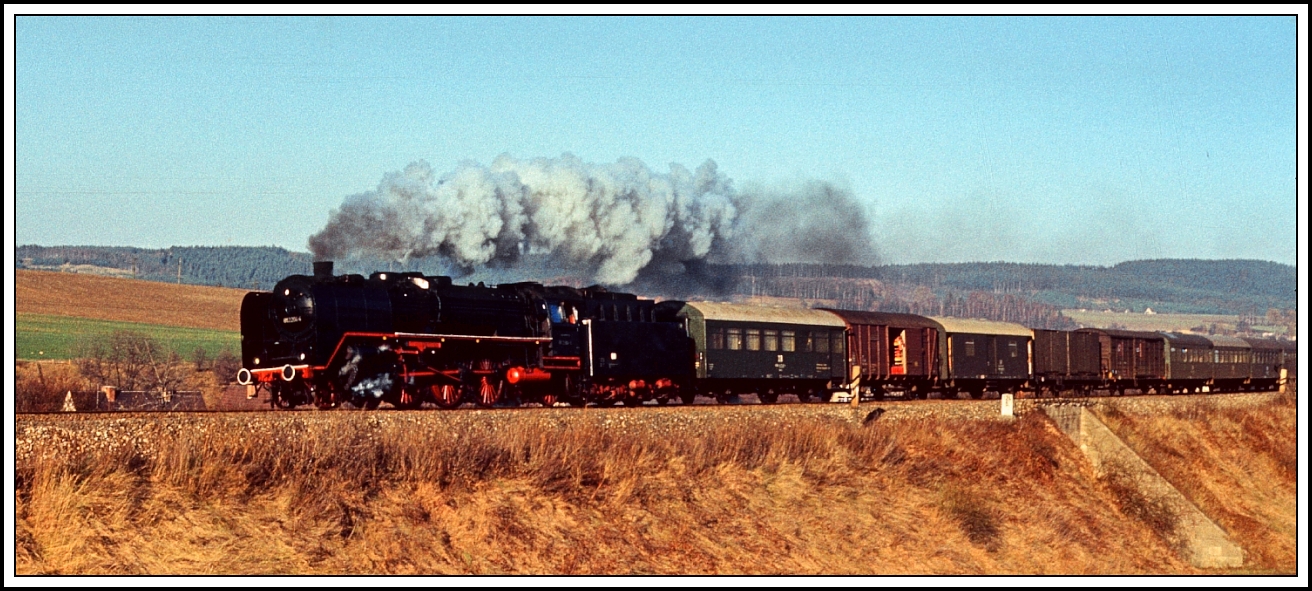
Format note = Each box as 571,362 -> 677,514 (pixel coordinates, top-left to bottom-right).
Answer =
763,330 -> 779,351
816,331 -> 829,354
803,332 -> 814,352
727,328 -> 743,351
710,329 -> 724,350
746,329 -> 761,351
832,333 -> 844,356
782,330 -> 796,352
964,339 -> 976,357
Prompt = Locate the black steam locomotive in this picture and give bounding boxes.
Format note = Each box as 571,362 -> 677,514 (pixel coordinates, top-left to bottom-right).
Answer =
239,262 -> 1297,409
238,262 -> 694,409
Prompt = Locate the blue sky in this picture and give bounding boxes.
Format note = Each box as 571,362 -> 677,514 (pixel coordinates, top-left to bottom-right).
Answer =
11,14 -> 1301,265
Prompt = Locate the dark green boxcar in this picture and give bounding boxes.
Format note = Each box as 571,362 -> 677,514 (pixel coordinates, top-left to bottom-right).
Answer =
929,316 -> 1032,396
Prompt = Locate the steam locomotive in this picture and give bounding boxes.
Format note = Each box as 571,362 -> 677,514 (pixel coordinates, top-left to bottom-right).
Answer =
238,262 -> 694,409
237,262 -> 1297,409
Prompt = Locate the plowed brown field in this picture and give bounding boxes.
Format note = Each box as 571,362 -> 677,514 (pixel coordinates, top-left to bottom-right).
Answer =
15,269 -> 246,331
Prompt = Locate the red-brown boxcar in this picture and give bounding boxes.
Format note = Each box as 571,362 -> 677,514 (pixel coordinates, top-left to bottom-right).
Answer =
821,309 -> 940,399
1078,328 -> 1167,394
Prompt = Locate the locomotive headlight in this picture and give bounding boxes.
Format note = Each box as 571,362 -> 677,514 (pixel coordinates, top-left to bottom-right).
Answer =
254,357 -> 261,365
300,353 -> 306,360
379,273 -> 387,280
411,277 -> 429,290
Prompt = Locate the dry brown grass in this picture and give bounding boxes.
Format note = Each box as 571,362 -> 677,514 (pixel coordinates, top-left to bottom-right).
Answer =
14,361 -> 94,413
15,408 -> 1207,575
1094,392 -> 1298,573
16,269 -> 246,331
15,360 -> 232,412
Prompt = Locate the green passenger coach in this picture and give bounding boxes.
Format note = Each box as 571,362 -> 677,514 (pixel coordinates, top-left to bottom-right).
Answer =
676,302 -> 848,403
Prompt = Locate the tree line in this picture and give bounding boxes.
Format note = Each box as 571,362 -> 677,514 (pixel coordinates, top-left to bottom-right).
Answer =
18,245 -> 1295,316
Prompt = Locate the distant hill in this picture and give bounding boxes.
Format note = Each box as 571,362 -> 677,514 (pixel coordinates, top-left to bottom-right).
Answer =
17,245 -> 314,290
17,245 -> 1295,318
708,260 -> 1295,316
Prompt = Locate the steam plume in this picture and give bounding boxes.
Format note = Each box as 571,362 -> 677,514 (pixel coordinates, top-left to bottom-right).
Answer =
309,154 -> 876,286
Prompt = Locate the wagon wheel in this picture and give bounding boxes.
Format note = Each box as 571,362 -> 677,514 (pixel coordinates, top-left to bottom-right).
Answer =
541,391 -> 560,407
429,383 -> 461,409
680,390 -> 697,405
475,377 -> 502,408
393,387 -> 423,410
759,390 -> 778,405
622,396 -> 643,407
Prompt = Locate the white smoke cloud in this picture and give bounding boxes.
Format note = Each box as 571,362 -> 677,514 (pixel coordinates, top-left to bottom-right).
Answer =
310,153 -> 873,286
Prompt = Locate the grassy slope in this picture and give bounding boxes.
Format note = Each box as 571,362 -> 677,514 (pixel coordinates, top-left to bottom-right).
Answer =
17,410 -> 1206,575
15,269 -> 246,331
1093,394 -> 1298,573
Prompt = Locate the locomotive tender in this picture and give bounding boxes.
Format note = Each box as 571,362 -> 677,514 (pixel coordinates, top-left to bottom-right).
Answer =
238,262 -> 1297,409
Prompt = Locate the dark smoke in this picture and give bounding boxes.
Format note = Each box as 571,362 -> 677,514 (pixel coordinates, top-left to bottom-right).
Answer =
733,180 -> 878,266
309,154 -> 877,289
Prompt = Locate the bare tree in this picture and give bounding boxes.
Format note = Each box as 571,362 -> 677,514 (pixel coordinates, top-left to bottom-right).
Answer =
212,349 -> 242,385
74,331 -> 185,393
192,346 -> 210,371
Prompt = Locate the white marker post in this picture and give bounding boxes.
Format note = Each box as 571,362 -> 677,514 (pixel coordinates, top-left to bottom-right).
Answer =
1000,393 -> 1014,417
850,365 -> 861,407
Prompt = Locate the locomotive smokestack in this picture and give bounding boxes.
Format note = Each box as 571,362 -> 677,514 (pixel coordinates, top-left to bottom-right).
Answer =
314,260 -> 334,280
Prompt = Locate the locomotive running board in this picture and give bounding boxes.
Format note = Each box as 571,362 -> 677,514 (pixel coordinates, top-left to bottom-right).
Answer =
394,332 -> 547,344
313,331 -> 551,376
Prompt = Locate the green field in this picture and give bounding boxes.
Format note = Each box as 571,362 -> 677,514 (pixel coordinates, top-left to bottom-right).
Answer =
1062,310 -> 1286,335
16,312 -> 240,360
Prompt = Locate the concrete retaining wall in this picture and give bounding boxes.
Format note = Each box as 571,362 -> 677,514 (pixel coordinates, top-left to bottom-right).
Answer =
1042,404 -> 1244,569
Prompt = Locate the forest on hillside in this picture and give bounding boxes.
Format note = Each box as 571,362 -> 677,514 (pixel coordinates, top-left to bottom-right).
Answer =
17,245 -> 1295,326
18,245 -> 315,290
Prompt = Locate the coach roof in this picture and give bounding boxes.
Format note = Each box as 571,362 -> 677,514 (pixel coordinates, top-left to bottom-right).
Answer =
679,302 -> 846,327
1205,334 -> 1252,349
819,309 -> 942,329
928,316 -> 1033,338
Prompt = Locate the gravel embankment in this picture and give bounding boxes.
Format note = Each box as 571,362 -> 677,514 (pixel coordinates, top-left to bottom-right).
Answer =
17,390 -> 1287,466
